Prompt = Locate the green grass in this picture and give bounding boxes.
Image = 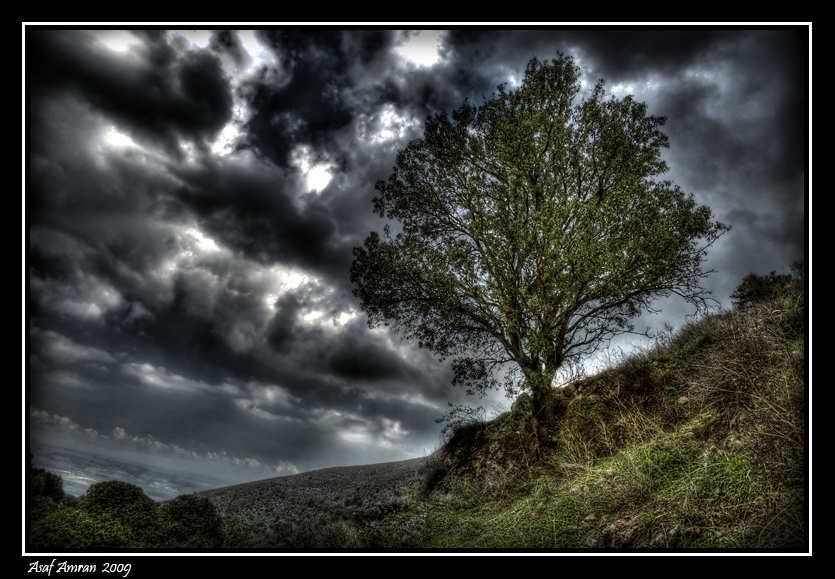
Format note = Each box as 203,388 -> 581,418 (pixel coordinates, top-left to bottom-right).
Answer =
380,286 -> 806,549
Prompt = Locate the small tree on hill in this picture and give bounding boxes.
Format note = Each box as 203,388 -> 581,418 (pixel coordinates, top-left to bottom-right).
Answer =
350,52 -> 730,454
29,453 -> 64,503
730,258 -> 804,310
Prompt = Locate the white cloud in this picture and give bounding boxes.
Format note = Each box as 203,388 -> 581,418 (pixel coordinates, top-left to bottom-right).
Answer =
34,328 -> 116,365
380,417 -> 408,442
32,406 -> 299,476
237,30 -> 269,64
172,30 -> 211,49
232,382 -> 303,422
120,363 -> 214,395
247,382 -> 299,408
396,30 -> 442,67
290,144 -> 334,194
32,270 -> 124,323
357,104 -> 420,145
89,30 -> 142,54
42,369 -> 100,390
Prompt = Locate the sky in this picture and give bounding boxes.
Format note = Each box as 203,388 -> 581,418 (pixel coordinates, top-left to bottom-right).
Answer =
26,27 -> 809,495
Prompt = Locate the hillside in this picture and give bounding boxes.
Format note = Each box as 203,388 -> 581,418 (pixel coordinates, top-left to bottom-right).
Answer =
197,285 -> 806,549
190,456 -> 439,547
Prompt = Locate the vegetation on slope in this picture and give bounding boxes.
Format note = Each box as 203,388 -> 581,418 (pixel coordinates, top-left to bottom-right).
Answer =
26,263 -> 807,549
27,465 -> 249,549
315,266 -> 807,549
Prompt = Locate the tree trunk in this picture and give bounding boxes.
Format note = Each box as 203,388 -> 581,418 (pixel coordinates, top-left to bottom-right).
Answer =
531,387 -> 557,460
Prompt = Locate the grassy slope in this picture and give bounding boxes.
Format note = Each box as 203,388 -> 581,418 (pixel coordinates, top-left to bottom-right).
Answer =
335,286 -> 806,549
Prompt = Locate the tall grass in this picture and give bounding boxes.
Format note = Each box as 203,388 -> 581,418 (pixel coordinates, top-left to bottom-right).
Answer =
319,285 -> 806,549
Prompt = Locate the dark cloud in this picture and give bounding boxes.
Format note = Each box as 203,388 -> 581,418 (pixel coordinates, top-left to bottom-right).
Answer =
29,30 -> 232,163
237,30 -> 355,168
266,292 -> 302,354
167,158 -> 343,278
27,28 -> 808,492
327,334 -> 405,382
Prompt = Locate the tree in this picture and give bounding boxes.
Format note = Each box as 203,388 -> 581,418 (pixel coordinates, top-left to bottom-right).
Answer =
350,52 -> 730,454
161,494 -> 225,548
29,453 -> 64,504
730,258 -> 804,310
81,480 -> 167,546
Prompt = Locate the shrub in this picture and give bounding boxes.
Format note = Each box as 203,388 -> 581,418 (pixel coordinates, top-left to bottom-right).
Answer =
29,505 -> 132,549
220,517 -> 250,548
161,494 -> 225,548
59,494 -> 82,508
29,495 -> 61,522
81,481 -> 167,547
730,259 -> 804,310
29,454 -> 65,504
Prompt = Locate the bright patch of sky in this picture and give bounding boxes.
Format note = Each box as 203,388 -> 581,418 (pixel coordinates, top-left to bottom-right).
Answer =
396,30 -> 441,67
610,83 -> 636,97
237,30 -> 269,68
102,126 -> 139,149
89,30 -> 142,53
172,30 -> 211,49
263,269 -> 308,311
196,30 -> 271,156
357,104 -> 420,146
96,125 -> 173,174
290,144 -> 334,193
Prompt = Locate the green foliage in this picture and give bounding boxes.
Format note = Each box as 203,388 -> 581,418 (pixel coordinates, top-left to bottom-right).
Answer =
219,517 -> 250,548
29,477 -> 252,549
29,453 -> 65,503
161,494 -> 225,548
730,258 -> 803,310
29,495 -> 62,522
80,480 -> 167,547
59,493 -> 83,508
30,505 -> 133,549
350,51 -> 729,436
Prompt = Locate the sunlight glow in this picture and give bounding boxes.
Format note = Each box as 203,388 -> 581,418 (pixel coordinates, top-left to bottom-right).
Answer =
396,30 -> 441,67
103,126 -> 140,150
184,227 -> 220,253
90,30 -> 141,53
238,30 -> 269,64
290,145 -> 334,192
302,310 -> 324,323
335,310 -> 357,327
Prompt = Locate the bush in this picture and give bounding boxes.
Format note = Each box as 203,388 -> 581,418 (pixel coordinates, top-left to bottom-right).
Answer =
59,494 -> 82,508
29,495 -> 61,522
28,470 -> 251,549
29,506 -> 132,549
220,517 -> 250,548
81,481 -> 167,547
160,494 -> 225,548
730,259 -> 804,310
29,454 -> 65,504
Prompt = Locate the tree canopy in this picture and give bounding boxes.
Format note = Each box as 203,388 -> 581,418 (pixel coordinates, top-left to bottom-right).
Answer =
350,52 -> 730,449
730,258 -> 804,310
